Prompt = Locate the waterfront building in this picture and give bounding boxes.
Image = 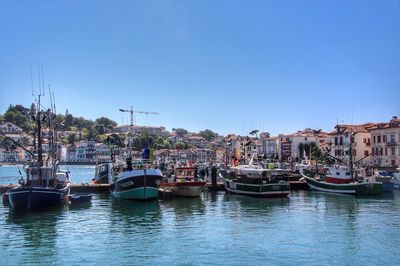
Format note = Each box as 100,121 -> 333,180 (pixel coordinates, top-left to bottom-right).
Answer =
185,136 -> 208,148
95,143 -> 112,162
113,125 -> 169,137
279,128 -> 322,162
3,133 -> 33,146
153,148 -> 215,164
57,130 -> 82,140
0,122 -> 23,134
369,116 -> 400,169
257,136 -> 280,159
327,123 -> 374,166
0,147 -> 28,163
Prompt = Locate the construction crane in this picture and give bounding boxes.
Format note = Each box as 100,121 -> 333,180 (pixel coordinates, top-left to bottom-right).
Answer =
119,105 -> 159,128
119,106 -> 159,156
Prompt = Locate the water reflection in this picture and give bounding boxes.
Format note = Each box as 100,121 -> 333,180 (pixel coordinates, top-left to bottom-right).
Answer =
221,192 -> 290,218
5,208 -> 65,264
66,201 -> 92,210
110,199 -> 162,228
160,195 -> 206,219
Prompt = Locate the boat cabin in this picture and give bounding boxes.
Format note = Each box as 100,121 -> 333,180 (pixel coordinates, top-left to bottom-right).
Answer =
175,167 -> 198,182
25,165 -> 69,188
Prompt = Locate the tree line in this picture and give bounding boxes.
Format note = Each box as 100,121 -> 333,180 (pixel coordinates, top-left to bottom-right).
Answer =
0,104 -> 220,151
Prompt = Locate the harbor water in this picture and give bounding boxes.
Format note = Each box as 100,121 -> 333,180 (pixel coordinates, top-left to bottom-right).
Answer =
1,166 -> 400,265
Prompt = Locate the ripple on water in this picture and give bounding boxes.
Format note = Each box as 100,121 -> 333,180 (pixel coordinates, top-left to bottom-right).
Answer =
1,191 -> 400,264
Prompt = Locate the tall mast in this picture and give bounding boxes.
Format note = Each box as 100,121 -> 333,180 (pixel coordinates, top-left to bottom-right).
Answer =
349,131 -> 354,180
37,94 -> 43,167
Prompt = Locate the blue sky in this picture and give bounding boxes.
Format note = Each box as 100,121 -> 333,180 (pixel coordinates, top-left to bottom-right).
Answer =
1,0 -> 399,136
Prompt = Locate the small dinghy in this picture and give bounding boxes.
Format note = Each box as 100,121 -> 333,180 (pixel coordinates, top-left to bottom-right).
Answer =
68,193 -> 92,204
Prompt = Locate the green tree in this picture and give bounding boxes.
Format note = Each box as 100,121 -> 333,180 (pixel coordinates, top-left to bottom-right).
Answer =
249,129 -> 259,138
95,117 -> 117,128
64,114 -> 74,129
174,128 -> 188,137
87,126 -> 98,140
174,140 -> 188,149
199,129 -> 219,141
67,133 -> 76,144
104,134 -> 126,147
3,104 -> 32,131
153,136 -> 172,149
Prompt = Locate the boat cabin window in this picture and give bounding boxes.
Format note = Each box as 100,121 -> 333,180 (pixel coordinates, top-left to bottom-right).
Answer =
345,172 -> 351,176
177,170 -> 194,176
336,172 -> 340,175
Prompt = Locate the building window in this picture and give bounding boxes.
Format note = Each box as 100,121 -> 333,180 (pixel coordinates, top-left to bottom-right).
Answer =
392,147 -> 396,156
383,135 -> 387,142
390,135 -> 395,142
377,136 -> 381,143
364,150 -> 369,156
335,137 -> 338,145
372,149 -> 375,156
373,136 -> 376,143
363,138 -> 366,143
385,147 -> 387,156
340,137 -> 343,145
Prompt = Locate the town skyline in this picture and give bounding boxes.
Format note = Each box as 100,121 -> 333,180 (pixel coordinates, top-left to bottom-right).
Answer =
1,1 -> 400,136
0,101 -> 398,137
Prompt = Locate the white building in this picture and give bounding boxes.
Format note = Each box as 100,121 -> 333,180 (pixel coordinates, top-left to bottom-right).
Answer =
258,136 -> 280,159
96,143 -> 111,161
370,116 -> 400,168
279,129 -> 322,162
327,123 -> 374,166
114,125 -> 169,137
0,122 -> 23,134
185,136 -> 208,148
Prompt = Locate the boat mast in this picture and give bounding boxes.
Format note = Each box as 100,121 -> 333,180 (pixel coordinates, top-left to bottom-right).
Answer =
349,130 -> 354,181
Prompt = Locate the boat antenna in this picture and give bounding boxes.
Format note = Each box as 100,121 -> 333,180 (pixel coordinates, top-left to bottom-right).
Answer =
30,67 -> 34,96
349,129 -> 354,181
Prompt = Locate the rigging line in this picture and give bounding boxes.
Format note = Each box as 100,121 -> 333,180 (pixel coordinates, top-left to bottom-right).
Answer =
30,67 -> 34,96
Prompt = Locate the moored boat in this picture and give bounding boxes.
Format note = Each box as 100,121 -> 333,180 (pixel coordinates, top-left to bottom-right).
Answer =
68,193 -> 92,204
222,156 -> 291,198
302,125 -> 383,196
302,169 -> 383,195
111,159 -> 163,200
92,162 -> 113,184
8,164 -> 71,210
7,92 -> 71,210
160,166 -> 207,197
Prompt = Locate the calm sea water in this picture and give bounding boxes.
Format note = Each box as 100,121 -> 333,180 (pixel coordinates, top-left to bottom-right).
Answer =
1,166 -> 400,265
0,165 -> 96,185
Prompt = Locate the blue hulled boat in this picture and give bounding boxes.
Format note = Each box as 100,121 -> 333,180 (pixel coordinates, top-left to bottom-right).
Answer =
7,92 -> 70,210
8,165 -> 71,210
69,193 -> 92,204
110,157 -> 163,200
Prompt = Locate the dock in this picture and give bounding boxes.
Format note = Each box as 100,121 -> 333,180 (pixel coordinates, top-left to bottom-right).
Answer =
1,181 -> 307,194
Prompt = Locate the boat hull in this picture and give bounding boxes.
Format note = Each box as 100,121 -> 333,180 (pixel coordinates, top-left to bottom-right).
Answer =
69,194 -> 92,204
8,186 -> 69,210
304,176 -> 383,195
111,187 -> 160,200
223,178 -> 290,198
111,169 -> 162,200
161,182 -> 207,197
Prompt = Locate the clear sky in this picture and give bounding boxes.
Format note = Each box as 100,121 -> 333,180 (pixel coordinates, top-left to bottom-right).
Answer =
1,0 -> 399,136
